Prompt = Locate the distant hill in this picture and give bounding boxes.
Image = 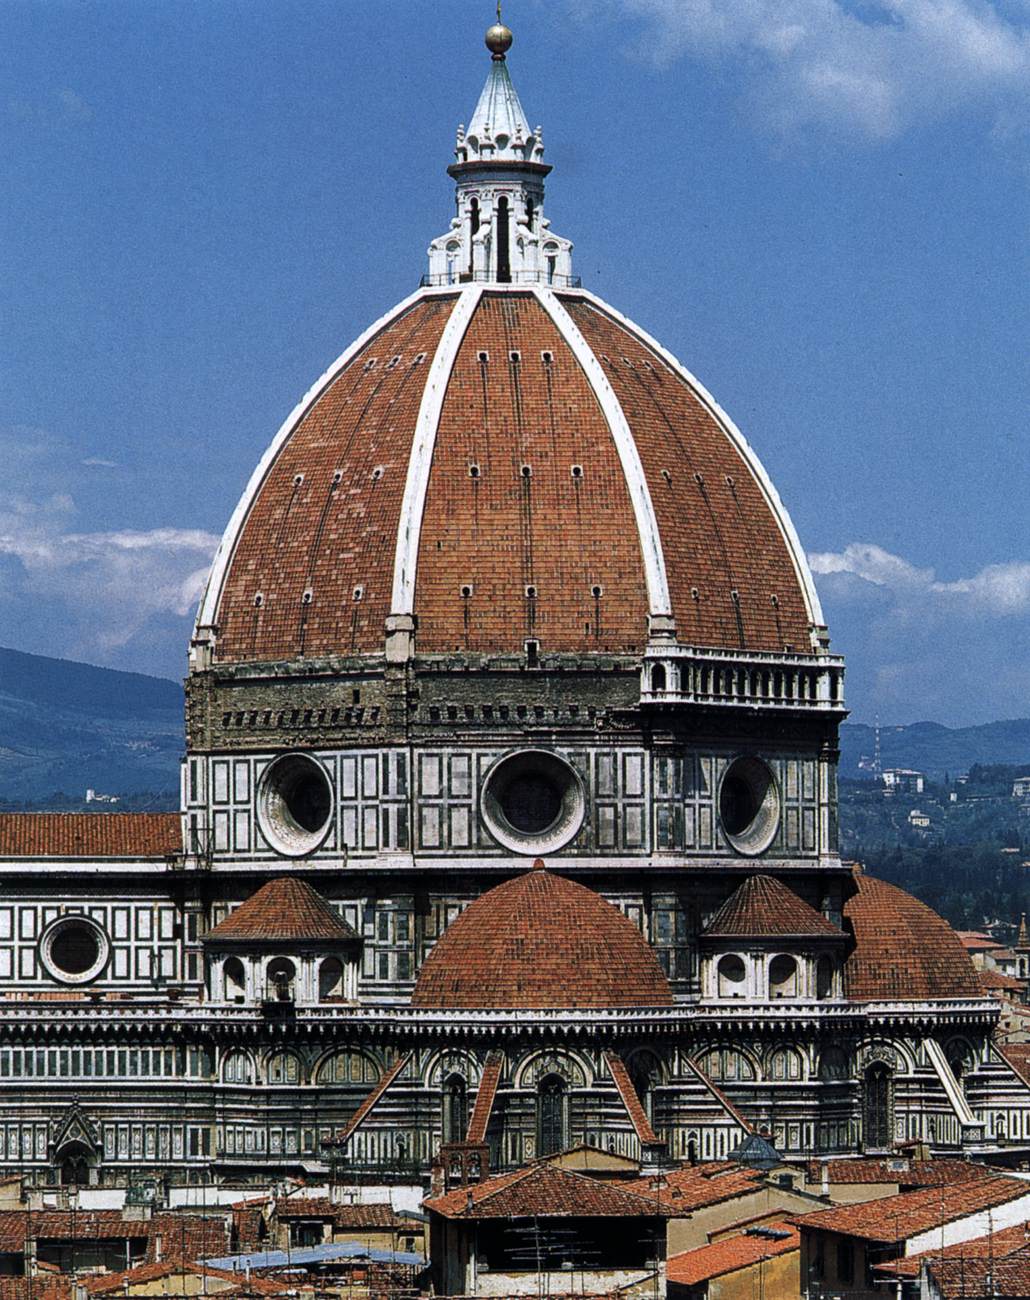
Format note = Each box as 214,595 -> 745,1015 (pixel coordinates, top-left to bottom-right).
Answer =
0,647 -> 183,803
841,718 -> 1030,781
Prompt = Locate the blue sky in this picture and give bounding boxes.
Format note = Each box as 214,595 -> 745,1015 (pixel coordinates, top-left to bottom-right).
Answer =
1,0 -> 1027,726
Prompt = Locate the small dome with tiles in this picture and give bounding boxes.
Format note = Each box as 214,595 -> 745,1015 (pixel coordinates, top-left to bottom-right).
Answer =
843,871 -> 981,1001
411,862 -> 673,1010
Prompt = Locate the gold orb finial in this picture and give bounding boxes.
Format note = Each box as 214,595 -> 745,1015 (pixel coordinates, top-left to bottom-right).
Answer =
486,4 -> 513,61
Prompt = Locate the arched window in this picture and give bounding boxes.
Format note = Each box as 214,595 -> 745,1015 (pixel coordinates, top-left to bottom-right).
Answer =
526,198 -> 535,231
496,196 -> 511,283
316,1051 -> 380,1086
818,1047 -> 849,1081
469,198 -> 480,274
629,1053 -> 661,1122
717,954 -> 746,998
768,1047 -> 804,1081
319,958 -> 345,1002
863,1063 -> 892,1151
769,955 -> 798,999
536,1074 -> 567,1157
651,663 -> 667,693
696,1049 -> 755,1082
266,958 -> 296,1003
223,957 -> 246,1003
223,1051 -> 254,1085
57,1143 -> 91,1187
816,956 -> 834,1000
442,1074 -> 468,1144
267,1052 -> 301,1085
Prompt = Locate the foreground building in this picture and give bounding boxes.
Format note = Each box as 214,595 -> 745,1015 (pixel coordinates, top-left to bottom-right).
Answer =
0,16 -> 1027,1192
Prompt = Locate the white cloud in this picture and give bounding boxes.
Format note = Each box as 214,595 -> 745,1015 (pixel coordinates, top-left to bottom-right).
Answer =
810,541 -> 1030,614
588,0 -> 1030,138
809,541 -> 1030,723
0,427 -> 218,666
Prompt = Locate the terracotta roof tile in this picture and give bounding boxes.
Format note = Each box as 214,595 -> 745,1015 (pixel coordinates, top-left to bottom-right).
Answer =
213,290 -> 817,663
929,1247 -> 1030,1298
214,296 -> 457,662
979,968 -> 1025,993
605,1052 -> 659,1145
874,1221 -> 1030,1279
146,1214 -> 231,1263
997,1042 -> 1030,1088
87,1261 -> 284,1297
805,1158 -> 989,1189
564,299 -> 814,652
627,1163 -> 765,1211
667,1224 -> 799,1287
274,1198 -> 411,1230
204,878 -> 358,944
0,1210 -> 151,1245
843,871 -> 982,1001
425,1162 -> 670,1220
411,864 -> 672,1010
796,1175 -> 1030,1244
466,1051 -> 503,1144
704,875 -> 840,939
0,814 -> 181,859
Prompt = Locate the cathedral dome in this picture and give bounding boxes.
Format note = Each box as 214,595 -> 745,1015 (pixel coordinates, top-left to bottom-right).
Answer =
196,287 -> 823,665
193,38 -> 825,669
843,872 -> 981,1001
411,863 -> 673,1010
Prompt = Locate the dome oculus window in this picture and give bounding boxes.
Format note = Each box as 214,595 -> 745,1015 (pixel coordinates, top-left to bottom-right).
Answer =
481,750 -> 585,855
719,756 -> 779,856
40,916 -> 109,985
258,753 -> 334,857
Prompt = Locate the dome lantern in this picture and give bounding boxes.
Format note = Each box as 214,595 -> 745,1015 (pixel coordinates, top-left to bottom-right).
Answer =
427,15 -> 574,287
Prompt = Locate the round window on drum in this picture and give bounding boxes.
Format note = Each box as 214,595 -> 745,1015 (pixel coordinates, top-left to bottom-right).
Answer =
480,749 -> 585,855
39,916 -> 110,986
718,756 -> 780,856
257,753 -> 334,857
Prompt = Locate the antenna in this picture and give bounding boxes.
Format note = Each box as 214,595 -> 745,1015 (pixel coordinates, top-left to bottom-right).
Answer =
497,1 -> 503,20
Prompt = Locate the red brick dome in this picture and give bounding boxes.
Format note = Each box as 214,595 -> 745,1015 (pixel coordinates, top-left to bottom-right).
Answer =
411,862 -> 673,1009
197,287 -> 824,664
843,872 -> 982,1002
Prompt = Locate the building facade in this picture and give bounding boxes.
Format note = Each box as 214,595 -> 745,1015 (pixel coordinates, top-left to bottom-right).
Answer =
0,19 -> 1027,1192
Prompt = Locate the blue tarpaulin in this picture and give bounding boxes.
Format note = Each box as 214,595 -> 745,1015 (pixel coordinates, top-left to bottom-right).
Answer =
202,1241 -> 426,1270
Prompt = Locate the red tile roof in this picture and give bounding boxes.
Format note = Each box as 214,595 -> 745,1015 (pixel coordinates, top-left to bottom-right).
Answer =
0,1210 -> 151,1246
425,1162 -> 671,1220
704,874 -> 840,939
627,1162 -> 765,1211
805,1158 -> 989,1189
566,298 -> 814,652
204,878 -> 358,944
874,1220 -> 1030,1279
667,1224 -> 799,1287
86,1261 -> 285,1297
0,814 -> 181,859
929,1248 -> 1030,1298
796,1175 -> 1030,1244
411,863 -> 672,1010
212,291 -> 815,664
146,1214 -> 231,1263
466,1051 -> 503,1144
273,1198 -> 412,1230
843,871 -> 982,1001
997,1042 -> 1030,1088
979,968 -> 1025,993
